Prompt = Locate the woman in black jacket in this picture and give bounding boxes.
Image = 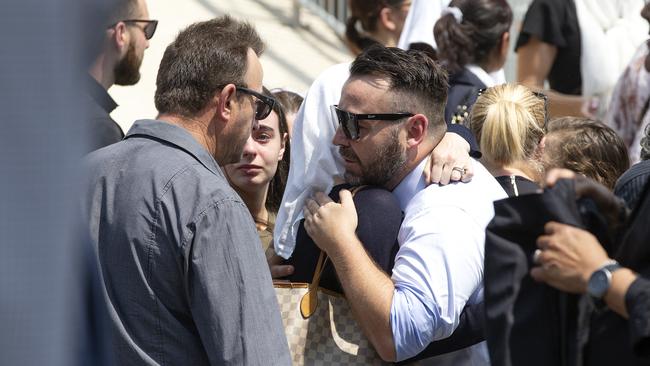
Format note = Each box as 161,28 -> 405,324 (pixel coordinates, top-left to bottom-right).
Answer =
433,0 -> 512,125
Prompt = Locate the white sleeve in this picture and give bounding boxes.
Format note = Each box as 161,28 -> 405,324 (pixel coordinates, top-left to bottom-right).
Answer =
273,62 -> 351,258
390,204 -> 485,361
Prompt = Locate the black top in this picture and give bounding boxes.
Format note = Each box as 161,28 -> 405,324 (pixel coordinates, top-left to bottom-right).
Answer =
625,276 -> 650,360
84,75 -> 124,153
444,68 -> 485,127
484,179 -> 590,366
515,0 -> 582,95
495,175 -> 541,197
584,179 -> 650,365
614,160 -> 650,212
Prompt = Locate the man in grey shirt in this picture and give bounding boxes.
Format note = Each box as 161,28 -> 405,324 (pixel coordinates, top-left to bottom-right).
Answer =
83,16 -> 290,365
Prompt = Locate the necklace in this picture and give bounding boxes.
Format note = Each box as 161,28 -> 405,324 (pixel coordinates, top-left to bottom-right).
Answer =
254,216 -> 270,232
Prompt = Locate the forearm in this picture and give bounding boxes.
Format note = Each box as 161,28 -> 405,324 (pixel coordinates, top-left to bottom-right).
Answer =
327,235 -> 397,361
516,39 -> 586,118
604,268 -> 638,318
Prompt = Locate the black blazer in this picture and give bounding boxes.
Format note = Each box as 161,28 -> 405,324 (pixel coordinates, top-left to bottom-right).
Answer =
484,180 -> 616,366
444,68 -> 486,126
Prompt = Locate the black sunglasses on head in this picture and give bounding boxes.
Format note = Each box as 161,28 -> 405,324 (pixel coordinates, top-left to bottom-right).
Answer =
109,19 -> 158,40
236,87 -> 276,121
332,105 -> 414,140
477,87 -> 549,131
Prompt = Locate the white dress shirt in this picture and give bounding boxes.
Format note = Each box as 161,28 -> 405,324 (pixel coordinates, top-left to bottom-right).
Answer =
390,158 -> 507,364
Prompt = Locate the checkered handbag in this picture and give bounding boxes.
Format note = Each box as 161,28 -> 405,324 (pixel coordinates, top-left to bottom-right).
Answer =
274,251 -> 385,365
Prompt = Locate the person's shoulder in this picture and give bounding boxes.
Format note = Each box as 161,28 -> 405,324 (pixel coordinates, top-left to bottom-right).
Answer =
526,0 -> 567,13
409,161 -> 506,212
161,162 -> 248,227
520,0 -> 570,32
449,68 -> 484,89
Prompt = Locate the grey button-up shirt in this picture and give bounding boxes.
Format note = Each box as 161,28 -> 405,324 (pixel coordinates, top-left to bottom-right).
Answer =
83,119 -> 290,365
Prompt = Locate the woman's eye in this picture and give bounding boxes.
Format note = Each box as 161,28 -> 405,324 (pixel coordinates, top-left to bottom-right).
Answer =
255,133 -> 271,142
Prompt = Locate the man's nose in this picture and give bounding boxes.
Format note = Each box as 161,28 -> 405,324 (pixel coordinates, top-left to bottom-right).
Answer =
242,135 -> 257,156
332,126 -> 349,147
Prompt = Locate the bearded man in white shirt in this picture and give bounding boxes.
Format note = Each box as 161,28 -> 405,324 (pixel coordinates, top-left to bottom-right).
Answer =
303,45 -> 507,364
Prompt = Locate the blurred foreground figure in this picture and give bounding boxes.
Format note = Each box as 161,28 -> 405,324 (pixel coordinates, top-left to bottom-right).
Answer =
0,0 -> 113,365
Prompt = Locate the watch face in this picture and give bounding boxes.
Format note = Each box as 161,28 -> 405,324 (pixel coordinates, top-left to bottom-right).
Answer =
588,270 -> 610,298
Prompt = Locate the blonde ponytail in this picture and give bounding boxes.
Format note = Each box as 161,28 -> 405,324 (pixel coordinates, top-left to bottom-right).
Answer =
470,84 -> 545,167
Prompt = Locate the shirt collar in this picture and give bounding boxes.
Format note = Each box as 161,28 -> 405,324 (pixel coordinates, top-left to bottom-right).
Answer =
125,119 -> 224,177
392,157 -> 428,211
85,74 -> 118,113
465,64 -> 498,88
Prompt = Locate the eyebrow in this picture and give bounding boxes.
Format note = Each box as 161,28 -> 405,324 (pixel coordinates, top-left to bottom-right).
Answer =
254,125 -> 275,133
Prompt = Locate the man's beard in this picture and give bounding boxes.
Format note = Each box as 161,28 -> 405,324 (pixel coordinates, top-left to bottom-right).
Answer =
114,41 -> 142,86
340,129 -> 406,187
217,115 -> 252,165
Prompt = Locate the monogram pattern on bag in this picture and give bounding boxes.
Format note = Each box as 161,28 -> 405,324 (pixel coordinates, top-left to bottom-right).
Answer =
275,285 -> 385,365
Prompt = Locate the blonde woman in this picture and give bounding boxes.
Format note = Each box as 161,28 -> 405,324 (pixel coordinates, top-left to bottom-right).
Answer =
470,83 -> 547,196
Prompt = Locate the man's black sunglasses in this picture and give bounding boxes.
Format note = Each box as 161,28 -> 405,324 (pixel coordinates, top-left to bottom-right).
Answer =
236,87 -> 276,121
332,105 -> 414,140
478,87 -> 549,130
109,19 -> 158,40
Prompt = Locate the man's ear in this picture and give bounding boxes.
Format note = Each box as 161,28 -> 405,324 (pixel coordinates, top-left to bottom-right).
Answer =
405,114 -> 428,147
108,22 -> 129,53
215,84 -> 238,123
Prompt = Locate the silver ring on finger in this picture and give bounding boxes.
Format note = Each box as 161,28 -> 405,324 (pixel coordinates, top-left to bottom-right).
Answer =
452,166 -> 466,176
533,249 -> 542,264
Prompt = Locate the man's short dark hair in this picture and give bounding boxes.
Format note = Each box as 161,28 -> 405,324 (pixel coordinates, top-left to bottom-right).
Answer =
154,16 -> 265,117
107,0 -> 140,25
349,45 -> 449,135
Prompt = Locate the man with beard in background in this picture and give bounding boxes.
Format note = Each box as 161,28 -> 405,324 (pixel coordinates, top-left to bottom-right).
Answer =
85,0 -> 157,152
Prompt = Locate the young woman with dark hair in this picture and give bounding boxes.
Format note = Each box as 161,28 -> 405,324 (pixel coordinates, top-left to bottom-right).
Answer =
270,88 -> 303,137
433,0 -> 513,125
344,0 -> 411,55
224,87 -> 291,250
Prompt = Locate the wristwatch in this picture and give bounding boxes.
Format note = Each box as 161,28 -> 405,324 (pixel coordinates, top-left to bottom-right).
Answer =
587,260 -> 622,299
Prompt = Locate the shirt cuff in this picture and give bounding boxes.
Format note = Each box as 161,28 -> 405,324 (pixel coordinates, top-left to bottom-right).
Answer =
390,286 -> 440,361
